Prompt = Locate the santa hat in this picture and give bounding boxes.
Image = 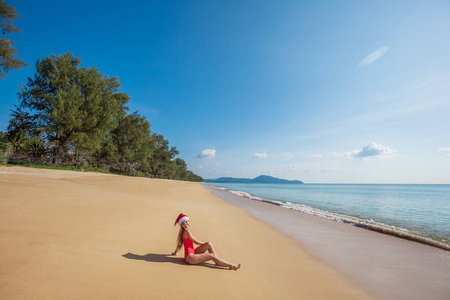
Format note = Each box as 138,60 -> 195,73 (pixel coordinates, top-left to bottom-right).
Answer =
174,213 -> 189,226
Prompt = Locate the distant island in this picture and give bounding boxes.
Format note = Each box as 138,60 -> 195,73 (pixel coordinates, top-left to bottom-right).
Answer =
204,175 -> 303,184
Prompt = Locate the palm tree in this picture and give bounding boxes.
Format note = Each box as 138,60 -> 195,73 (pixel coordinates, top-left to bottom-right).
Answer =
24,137 -> 47,161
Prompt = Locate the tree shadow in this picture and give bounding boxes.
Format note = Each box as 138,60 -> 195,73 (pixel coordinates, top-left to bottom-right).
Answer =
122,252 -> 225,270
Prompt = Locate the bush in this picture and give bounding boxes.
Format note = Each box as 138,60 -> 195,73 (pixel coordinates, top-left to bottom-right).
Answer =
83,165 -> 108,173
7,157 -> 32,165
0,142 -> 13,164
0,142 -> 13,154
0,153 -> 8,164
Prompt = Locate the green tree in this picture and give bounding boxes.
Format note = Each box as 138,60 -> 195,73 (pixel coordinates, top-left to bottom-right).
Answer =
0,0 -> 28,78
186,171 -> 203,182
6,106 -> 36,157
6,106 -> 34,138
173,158 -> 203,181
148,133 -> 179,178
23,136 -> 47,162
100,112 -> 154,175
0,134 -> 13,163
174,157 -> 188,180
7,132 -> 27,153
15,52 -> 129,162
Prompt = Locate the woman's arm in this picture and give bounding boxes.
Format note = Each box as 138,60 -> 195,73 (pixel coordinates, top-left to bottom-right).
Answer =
172,244 -> 181,255
185,230 -> 204,245
172,239 -> 183,255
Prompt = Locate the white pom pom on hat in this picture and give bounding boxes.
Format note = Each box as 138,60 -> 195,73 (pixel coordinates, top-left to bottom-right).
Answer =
174,213 -> 189,226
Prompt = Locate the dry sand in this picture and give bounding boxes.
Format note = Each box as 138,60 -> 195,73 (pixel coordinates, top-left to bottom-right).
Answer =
0,166 -> 372,299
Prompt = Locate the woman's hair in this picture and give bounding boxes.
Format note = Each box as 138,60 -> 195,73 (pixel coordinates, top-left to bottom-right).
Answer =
175,226 -> 185,253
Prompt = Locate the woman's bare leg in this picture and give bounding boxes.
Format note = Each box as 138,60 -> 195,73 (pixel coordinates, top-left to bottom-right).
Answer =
186,253 -> 240,270
195,241 -> 216,254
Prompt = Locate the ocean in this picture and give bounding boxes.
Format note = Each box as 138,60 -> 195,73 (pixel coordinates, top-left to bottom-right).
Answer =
206,183 -> 450,248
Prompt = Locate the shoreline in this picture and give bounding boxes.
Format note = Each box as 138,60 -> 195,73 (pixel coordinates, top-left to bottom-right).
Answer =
204,184 -> 450,300
206,183 -> 450,251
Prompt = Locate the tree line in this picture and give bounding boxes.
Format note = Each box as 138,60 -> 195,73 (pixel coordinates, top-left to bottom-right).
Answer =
0,52 -> 202,182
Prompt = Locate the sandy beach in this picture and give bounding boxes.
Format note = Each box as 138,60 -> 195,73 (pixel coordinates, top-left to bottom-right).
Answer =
0,166 -> 372,299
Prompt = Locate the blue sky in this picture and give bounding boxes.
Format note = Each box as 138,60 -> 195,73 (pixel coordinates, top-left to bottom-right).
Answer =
1,0 -> 449,183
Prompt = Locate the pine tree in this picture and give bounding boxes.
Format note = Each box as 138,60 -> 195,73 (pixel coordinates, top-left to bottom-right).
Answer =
101,112 -> 154,174
14,52 -> 129,162
148,133 -> 179,178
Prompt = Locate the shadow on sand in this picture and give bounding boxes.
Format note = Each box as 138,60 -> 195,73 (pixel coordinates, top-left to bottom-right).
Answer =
122,252 -> 224,269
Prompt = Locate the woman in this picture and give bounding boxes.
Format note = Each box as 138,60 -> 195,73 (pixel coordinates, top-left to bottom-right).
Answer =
171,213 -> 241,270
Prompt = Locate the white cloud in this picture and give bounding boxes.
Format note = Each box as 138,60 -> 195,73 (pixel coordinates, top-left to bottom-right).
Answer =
311,154 -> 323,158
252,153 -> 268,159
197,166 -> 203,169
346,142 -> 393,158
358,46 -> 389,67
285,154 -> 294,160
197,149 -> 216,159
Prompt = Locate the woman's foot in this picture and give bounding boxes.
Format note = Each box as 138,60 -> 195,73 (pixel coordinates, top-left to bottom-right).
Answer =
230,264 -> 241,270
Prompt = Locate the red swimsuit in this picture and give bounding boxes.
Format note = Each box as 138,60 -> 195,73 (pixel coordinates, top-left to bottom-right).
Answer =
183,231 -> 197,262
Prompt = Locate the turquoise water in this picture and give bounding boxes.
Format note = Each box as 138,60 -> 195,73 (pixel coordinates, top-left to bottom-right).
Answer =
207,183 -> 450,246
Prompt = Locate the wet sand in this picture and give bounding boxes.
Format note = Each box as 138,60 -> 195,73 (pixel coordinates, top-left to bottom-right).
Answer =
206,185 -> 450,300
0,166 -> 372,299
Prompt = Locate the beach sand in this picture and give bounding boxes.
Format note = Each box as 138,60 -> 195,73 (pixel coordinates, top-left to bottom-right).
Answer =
0,166 -> 372,299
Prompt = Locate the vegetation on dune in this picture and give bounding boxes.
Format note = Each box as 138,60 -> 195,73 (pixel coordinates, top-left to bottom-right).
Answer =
0,52 -> 202,182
